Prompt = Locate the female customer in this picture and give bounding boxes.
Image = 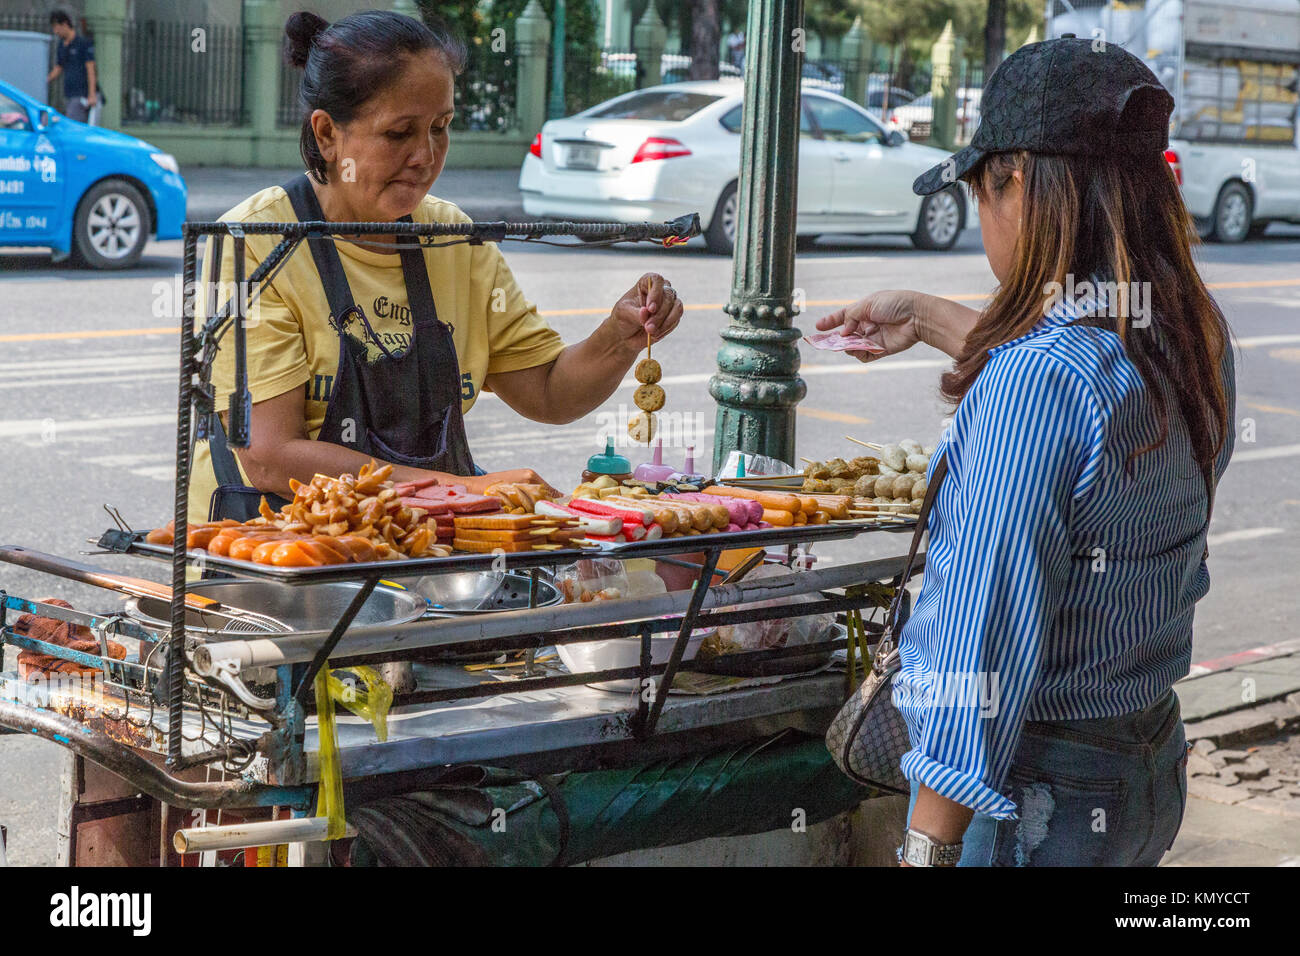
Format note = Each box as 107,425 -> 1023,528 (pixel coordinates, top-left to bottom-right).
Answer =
188,10 -> 683,525
818,37 -> 1236,866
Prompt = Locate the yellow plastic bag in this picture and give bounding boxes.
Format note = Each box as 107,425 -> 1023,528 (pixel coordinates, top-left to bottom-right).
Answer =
313,666 -> 393,841
326,666 -> 393,743
312,669 -> 347,841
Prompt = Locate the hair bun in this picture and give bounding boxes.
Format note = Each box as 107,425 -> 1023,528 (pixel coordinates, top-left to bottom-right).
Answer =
284,11 -> 328,68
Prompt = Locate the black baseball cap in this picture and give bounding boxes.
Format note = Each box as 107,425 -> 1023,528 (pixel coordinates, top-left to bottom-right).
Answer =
913,36 -> 1175,195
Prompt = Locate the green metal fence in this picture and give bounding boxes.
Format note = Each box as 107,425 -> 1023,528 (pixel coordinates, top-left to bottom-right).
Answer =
123,20 -> 245,125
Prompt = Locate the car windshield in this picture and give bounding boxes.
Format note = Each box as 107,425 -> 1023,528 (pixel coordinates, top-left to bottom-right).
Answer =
588,91 -> 722,122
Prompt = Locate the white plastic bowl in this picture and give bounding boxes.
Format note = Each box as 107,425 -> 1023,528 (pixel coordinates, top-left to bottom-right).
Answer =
555,627 -> 714,693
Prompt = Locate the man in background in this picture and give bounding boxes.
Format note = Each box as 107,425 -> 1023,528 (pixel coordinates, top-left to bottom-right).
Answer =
47,9 -> 101,126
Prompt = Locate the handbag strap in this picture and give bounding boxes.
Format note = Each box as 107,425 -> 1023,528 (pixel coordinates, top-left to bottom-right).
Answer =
882,452 -> 948,629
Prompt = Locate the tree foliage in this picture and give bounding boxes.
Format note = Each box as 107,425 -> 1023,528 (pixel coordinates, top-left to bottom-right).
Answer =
844,0 -> 1040,63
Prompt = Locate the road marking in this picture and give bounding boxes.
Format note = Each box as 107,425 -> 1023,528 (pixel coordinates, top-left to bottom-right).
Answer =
1206,527 -> 1285,547
1237,334 -> 1300,348
1268,348 -> 1300,363
1233,443 -> 1300,463
798,407 -> 871,424
1243,400 -> 1300,418
0,413 -> 176,438
1206,277 -> 1300,290
0,372 -> 177,390
6,277 -> 1295,343
0,327 -> 177,343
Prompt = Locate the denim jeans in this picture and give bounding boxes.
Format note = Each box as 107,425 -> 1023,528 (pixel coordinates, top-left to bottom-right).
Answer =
906,689 -> 1191,866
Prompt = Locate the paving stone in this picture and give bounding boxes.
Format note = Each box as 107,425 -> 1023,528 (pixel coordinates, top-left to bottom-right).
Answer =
1247,779 -> 1285,793
1239,796 -> 1300,818
1207,752 -> 1228,769
1187,753 -> 1218,777
1193,739 -> 1218,756
1188,778 -> 1252,805
1216,748 -> 1251,763
1214,770 -> 1240,786
1233,757 -> 1271,780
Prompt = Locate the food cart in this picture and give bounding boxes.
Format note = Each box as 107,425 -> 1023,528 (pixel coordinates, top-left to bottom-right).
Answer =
0,209 -> 921,866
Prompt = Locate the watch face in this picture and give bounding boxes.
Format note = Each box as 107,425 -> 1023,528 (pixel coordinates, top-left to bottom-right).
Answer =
903,831 -> 932,866
903,830 -> 960,866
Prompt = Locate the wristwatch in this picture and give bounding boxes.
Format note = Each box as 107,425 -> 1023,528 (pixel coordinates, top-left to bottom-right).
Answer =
899,828 -> 963,867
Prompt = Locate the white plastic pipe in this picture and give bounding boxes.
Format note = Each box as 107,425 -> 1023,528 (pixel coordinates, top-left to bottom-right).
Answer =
173,817 -> 357,854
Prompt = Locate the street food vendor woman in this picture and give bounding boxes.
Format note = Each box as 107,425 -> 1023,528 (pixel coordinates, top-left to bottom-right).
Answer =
188,10 -> 683,526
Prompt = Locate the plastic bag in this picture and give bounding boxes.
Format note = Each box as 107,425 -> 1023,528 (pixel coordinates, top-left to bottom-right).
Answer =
555,558 -> 630,604
701,565 -> 836,657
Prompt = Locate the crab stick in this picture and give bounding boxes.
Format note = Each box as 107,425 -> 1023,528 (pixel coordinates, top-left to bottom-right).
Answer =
534,499 -> 621,535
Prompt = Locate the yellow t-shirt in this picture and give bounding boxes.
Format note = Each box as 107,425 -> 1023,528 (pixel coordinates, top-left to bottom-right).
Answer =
187,184 -> 566,525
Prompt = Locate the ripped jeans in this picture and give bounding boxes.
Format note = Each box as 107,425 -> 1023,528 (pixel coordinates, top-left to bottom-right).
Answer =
906,689 -> 1191,866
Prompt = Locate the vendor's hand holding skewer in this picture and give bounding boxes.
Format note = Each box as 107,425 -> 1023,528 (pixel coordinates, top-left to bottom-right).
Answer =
610,272 -> 683,352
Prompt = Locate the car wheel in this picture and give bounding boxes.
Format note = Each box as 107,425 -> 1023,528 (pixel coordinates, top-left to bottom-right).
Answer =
1209,181 -> 1252,244
705,181 -> 738,256
72,179 -> 150,269
910,187 -> 963,251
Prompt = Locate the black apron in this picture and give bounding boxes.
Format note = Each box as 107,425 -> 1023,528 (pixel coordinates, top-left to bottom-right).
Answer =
207,174 -> 476,522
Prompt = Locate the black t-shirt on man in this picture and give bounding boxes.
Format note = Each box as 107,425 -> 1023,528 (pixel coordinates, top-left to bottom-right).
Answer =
56,35 -> 95,99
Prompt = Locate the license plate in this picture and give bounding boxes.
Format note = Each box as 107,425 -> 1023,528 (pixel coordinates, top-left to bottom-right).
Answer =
563,144 -> 601,170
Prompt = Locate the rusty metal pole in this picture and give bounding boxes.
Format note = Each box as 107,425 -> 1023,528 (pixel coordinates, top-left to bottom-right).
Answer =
709,0 -> 806,472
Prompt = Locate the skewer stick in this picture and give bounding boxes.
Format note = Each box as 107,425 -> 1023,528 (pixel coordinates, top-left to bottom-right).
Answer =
800,457 -> 816,465
844,436 -> 883,450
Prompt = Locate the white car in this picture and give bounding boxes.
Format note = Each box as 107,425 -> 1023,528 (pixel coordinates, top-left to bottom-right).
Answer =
518,80 -> 973,254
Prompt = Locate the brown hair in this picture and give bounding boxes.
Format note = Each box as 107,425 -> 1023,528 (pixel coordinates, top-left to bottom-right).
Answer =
951,149 -> 1231,479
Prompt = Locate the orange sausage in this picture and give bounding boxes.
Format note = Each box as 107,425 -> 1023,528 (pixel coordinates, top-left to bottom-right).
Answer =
703,486 -> 802,514
146,523 -> 174,546
271,541 -> 322,567
310,536 -> 353,564
762,508 -> 795,526
251,540 -> 284,565
799,496 -> 818,515
186,526 -> 222,550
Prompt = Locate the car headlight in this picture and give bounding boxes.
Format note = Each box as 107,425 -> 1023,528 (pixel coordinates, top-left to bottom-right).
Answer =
150,152 -> 179,174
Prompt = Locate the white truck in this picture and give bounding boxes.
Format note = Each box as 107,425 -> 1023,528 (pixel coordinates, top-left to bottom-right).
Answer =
1047,0 -> 1300,241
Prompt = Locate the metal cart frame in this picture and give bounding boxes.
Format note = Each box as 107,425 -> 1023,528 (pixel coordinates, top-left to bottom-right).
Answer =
0,216 -> 916,860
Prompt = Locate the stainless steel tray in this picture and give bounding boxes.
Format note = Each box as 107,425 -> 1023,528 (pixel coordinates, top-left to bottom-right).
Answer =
106,520 -> 915,585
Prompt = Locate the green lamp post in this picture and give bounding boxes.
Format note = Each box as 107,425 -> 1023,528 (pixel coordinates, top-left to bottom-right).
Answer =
709,0 -> 807,472
547,0 -> 567,119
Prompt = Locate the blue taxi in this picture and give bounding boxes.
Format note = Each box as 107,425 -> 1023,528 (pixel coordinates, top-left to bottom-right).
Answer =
0,78 -> 186,268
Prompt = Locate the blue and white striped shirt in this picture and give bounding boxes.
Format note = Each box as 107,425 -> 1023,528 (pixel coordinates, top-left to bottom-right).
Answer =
895,282 -> 1236,820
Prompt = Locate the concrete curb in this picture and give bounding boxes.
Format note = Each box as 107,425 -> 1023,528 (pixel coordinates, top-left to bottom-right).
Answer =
1186,638 -> 1300,678
1182,694 -> 1300,748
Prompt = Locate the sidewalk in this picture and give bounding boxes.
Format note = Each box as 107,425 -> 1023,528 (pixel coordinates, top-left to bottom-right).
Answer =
1163,641 -> 1300,867
183,166 -> 527,222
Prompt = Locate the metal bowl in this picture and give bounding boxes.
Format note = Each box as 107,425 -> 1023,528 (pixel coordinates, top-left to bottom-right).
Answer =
393,571 -> 562,616
126,579 -> 427,638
